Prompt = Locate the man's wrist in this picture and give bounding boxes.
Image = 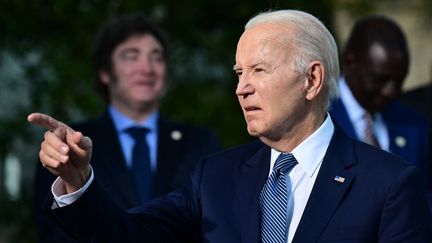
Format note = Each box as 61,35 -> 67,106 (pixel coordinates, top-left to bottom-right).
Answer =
65,166 -> 92,194
52,166 -> 94,207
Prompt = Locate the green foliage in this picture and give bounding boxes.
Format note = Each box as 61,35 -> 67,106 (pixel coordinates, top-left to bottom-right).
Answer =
0,0 -> 337,147
0,195 -> 35,243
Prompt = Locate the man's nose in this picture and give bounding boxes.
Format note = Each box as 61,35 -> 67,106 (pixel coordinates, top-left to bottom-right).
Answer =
235,76 -> 254,97
381,80 -> 400,99
137,57 -> 155,74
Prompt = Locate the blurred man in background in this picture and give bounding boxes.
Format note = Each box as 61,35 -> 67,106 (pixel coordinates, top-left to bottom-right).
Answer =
329,15 -> 431,194
32,13 -> 220,243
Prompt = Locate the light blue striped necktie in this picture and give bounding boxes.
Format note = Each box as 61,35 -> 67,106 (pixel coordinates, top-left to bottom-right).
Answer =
260,153 -> 298,243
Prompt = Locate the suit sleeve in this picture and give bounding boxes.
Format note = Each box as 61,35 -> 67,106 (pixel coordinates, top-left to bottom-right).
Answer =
33,161 -> 79,243
378,166 -> 432,242
47,158 -> 206,243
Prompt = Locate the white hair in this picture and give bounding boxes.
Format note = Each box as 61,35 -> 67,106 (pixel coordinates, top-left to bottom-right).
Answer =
245,10 -> 340,109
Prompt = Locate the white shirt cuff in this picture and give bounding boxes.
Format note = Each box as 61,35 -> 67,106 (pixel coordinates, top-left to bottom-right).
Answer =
51,166 -> 94,208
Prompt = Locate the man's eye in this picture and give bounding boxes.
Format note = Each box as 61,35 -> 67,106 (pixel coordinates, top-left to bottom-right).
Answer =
254,68 -> 265,73
150,51 -> 165,63
235,70 -> 243,76
120,51 -> 139,61
125,55 -> 137,61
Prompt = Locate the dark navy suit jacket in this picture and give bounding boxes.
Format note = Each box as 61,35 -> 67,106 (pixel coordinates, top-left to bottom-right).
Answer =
33,111 -> 220,243
48,124 -> 432,242
329,99 -> 431,192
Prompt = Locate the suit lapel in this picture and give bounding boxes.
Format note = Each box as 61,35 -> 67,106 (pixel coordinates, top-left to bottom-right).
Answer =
381,105 -> 410,159
233,143 -> 270,243
89,112 -> 140,208
153,117 -> 185,195
386,123 -> 406,157
293,125 -> 357,243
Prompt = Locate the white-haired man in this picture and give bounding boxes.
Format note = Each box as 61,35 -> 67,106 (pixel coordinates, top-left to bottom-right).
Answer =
28,9 -> 432,243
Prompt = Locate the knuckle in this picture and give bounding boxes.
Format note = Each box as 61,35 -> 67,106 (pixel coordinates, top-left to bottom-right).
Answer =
39,150 -> 44,159
44,130 -> 51,139
52,163 -> 61,169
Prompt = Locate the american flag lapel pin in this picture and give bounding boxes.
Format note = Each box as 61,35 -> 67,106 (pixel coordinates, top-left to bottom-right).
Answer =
334,176 -> 345,183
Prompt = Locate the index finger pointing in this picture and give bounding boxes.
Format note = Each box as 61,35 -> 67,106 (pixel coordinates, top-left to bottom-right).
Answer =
27,113 -> 74,132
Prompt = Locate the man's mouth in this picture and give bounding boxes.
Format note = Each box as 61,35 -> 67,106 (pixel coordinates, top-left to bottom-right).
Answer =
244,106 -> 260,112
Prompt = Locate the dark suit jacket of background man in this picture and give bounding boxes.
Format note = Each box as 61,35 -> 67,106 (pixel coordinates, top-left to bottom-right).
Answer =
33,111 -> 220,243
330,99 -> 431,192
401,83 -> 432,128
401,83 -> 432,166
48,122 -> 432,243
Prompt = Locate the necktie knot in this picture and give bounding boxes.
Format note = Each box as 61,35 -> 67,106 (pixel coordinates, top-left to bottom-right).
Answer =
126,127 -> 149,142
274,153 -> 297,174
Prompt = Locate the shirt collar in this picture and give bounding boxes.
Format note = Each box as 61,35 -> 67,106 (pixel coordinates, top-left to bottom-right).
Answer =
338,76 -> 365,122
271,114 -> 334,177
108,105 -> 159,133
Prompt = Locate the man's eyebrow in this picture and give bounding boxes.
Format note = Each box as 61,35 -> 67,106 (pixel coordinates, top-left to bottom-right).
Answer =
233,61 -> 269,71
149,47 -> 164,54
251,61 -> 268,68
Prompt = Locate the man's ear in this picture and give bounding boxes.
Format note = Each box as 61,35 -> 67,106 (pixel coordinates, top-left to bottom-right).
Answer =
305,61 -> 324,101
99,71 -> 111,85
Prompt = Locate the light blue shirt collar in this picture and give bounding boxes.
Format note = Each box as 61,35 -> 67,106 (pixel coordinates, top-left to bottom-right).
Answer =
109,106 -> 159,132
108,106 -> 159,170
339,76 -> 364,123
338,76 -> 389,150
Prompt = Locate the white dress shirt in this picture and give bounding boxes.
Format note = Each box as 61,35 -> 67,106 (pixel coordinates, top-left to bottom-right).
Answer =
269,114 -> 334,243
338,76 -> 389,151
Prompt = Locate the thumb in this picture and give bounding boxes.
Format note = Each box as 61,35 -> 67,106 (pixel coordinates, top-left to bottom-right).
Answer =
65,130 -> 93,166
75,132 -> 92,150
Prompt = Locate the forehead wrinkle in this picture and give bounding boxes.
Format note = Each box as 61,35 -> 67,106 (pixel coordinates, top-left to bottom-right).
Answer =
236,25 -> 292,69
264,32 -> 290,50
254,36 -> 291,69
261,34 -> 290,50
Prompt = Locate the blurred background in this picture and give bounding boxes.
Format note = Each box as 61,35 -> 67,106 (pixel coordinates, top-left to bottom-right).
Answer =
0,0 -> 430,242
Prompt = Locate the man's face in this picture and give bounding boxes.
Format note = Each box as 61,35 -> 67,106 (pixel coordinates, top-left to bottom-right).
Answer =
234,23 -> 308,141
101,34 -> 167,112
344,42 -> 408,113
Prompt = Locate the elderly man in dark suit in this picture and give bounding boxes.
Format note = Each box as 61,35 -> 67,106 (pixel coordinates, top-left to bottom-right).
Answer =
29,9 -> 432,243
32,13 -> 220,243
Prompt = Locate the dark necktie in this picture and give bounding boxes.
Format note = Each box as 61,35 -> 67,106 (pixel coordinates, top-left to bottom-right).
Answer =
260,153 -> 298,243
363,112 -> 380,147
126,127 -> 152,203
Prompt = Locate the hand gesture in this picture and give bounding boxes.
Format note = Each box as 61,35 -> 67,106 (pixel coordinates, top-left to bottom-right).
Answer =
28,112 -> 92,193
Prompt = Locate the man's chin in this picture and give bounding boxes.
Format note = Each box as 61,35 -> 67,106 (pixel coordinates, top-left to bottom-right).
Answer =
247,127 -> 261,138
